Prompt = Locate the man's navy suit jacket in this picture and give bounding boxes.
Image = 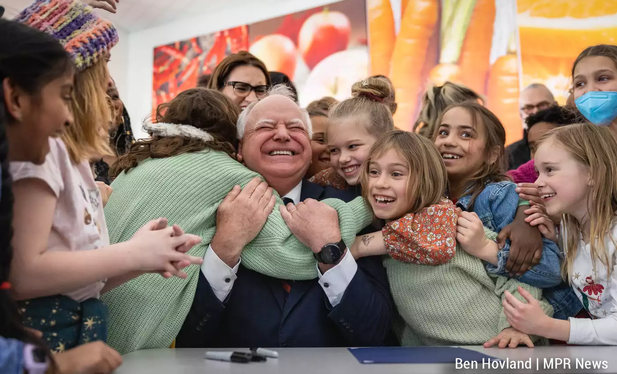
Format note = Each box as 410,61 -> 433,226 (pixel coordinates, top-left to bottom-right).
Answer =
176,181 -> 394,348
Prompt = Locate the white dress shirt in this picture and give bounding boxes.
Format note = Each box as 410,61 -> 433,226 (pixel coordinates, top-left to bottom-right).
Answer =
202,181 -> 358,306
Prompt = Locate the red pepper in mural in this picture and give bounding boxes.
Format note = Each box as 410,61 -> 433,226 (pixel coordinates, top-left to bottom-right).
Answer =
152,26 -> 248,115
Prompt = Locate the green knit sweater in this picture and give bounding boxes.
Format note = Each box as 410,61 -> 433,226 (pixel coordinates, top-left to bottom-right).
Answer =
385,228 -> 554,346
101,150 -> 372,354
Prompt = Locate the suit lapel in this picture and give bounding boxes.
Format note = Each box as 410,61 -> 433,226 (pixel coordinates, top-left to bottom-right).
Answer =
281,280 -> 313,322
300,180 -> 325,201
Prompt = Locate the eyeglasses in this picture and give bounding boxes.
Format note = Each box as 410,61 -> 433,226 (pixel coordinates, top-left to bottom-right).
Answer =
521,101 -> 552,114
225,81 -> 269,99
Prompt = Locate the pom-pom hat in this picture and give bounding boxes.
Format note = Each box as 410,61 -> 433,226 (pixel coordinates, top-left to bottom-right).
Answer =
16,0 -> 119,70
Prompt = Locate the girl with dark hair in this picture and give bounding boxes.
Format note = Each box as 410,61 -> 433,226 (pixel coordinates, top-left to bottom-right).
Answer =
10,0 -> 203,352
0,18 -> 122,374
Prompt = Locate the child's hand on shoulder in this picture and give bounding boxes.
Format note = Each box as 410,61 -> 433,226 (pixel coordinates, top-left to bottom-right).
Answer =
524,205 -> 557,243
129,218 -> 203,278
484,327 -> 534,349
457,211 -> 498,265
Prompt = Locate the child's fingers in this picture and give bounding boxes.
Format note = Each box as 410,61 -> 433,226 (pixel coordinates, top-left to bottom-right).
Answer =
508,336 -> 520,348
484,337 -> 499,348
522,335 -> 534,348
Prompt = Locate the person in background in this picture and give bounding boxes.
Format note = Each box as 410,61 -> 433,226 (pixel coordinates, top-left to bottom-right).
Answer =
571,44 -> 617,139
0,17 -> 121,374
305,96 -> 338,178
508,106 -> 579,184
270,71 -> 298,103
505,124 -> 617,346
94,78 -> 135,186
413,82 -> 484,138
506,83 -> 557,169
12,0 -> 203,352
197,73 -> 211,88
370,75 -> 397,115
208,51 -> 271,110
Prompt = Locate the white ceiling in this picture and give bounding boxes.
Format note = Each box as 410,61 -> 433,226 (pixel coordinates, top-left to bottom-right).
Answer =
3,0 -> 260,32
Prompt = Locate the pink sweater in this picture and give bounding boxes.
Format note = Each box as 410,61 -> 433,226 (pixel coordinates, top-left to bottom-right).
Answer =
508,160 -> 538,184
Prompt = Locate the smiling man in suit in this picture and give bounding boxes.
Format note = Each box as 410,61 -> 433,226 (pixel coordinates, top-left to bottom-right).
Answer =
176,85 -> 393,348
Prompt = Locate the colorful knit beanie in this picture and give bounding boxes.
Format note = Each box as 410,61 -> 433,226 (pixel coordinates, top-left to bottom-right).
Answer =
15,0 -> 118,71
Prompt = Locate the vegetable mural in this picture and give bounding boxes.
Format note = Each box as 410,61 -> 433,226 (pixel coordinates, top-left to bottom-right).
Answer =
517,0 -> 617,105
368,0 -> 521,144
249,0 -> 368,107
151,0 -> 617,146
152,27 -> 248,116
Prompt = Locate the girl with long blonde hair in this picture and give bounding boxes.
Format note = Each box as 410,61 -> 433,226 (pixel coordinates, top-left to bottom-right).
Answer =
504,123 -> 617,345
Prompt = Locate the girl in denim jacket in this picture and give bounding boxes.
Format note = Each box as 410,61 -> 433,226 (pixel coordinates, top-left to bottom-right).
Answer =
432,102 -> 562,289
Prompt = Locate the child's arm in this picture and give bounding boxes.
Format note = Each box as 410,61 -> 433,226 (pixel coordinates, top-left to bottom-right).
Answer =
487,183 -> 562,288
380,199 -> 457,265
505,263 -> 617,345
10,179 -> 202,300
457,211 -> 499,265
351,231 -> 387,259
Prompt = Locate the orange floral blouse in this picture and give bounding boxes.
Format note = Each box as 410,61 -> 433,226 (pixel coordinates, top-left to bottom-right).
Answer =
383,198 -> 457,265
308,167 -> 349,190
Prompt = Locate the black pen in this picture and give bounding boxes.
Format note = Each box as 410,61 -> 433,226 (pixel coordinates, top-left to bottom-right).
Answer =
205,351 -> 252,363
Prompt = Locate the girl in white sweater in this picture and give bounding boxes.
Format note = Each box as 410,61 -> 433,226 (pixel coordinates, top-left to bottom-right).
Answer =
504,123 -> 617,345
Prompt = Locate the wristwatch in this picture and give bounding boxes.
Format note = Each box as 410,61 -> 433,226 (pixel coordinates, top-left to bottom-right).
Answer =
314,239 -> 346,264
23,344 -> 48,374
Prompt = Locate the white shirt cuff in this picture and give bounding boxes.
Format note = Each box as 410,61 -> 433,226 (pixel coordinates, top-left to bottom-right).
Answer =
317,250 -> 357,307
202,244 -> 240,302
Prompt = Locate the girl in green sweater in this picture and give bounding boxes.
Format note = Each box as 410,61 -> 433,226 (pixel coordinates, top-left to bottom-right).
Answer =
351,130 -> 553,348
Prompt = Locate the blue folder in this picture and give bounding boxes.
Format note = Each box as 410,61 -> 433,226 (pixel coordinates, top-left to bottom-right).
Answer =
348,347 -> 499,364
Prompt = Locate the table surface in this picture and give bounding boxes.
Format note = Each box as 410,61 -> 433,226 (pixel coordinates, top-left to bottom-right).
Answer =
116,346 -> 617,374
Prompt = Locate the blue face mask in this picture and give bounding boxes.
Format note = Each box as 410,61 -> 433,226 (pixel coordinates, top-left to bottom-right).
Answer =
575,91 -> 617,126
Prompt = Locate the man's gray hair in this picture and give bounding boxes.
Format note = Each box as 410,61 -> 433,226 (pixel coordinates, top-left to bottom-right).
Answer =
237,84 -> 312,139
521,83 -> 555,102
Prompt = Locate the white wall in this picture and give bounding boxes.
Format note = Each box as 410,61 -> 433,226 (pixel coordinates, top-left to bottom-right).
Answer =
123,0 -> 344,138
108,27 -> 130,101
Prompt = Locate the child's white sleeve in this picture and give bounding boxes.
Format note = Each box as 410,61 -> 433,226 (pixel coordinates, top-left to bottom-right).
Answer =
568,258 -> 617,345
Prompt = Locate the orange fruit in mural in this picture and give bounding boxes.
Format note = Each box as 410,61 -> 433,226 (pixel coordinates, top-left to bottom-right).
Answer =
517,0 -> 617,103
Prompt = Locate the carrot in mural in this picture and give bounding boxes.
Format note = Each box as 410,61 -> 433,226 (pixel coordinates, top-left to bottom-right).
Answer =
487,36 -> 520,146
428,0 -> 476,86
389,0 -> 438,131
458,0 -> 495,94
401,0 -> 410,14
368,0 -> 395,76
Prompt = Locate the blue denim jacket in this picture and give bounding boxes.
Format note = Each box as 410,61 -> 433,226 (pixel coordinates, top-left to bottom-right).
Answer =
0,337 -> 24,374
456,181 -> 562,288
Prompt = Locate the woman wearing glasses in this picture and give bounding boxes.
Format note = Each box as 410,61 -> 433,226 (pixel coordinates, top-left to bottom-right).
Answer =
208,51 -> 271,110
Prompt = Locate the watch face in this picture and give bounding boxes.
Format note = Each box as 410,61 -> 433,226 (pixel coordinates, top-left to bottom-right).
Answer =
321,247 -> 335,263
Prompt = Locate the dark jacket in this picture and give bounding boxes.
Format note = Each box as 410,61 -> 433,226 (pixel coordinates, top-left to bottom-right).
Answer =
176,181 -> 393,348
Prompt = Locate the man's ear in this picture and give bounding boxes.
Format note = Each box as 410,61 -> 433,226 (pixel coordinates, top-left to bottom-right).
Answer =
236,141 -> 244,164
3,78 -> 25,122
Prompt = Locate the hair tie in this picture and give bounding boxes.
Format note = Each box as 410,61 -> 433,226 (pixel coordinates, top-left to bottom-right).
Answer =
0,282 -> 11,290
360,92 -> 384,102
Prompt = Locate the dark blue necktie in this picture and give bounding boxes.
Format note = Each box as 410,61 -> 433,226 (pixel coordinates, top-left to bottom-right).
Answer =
283,197 -> 294,206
